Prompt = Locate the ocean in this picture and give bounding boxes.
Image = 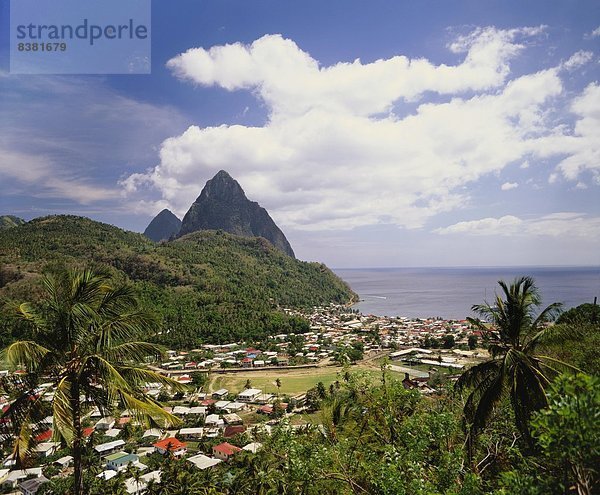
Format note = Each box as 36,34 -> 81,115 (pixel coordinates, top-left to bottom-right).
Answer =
333,267 -> 600,320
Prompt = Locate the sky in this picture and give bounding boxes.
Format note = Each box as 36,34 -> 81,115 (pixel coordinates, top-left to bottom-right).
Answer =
0,0 -> 599,268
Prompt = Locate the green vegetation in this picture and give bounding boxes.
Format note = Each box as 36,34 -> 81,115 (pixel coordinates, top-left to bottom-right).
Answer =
0,215 -> 26,230
1,267 -> 182,495
531,373 -> 599,495
210,369 -> 342,396
457,276 -> 572,456
0,215 -> 356,346
2,270 -> 596,494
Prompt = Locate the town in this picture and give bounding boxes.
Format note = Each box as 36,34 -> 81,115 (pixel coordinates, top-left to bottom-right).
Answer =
0,304 -> 487,494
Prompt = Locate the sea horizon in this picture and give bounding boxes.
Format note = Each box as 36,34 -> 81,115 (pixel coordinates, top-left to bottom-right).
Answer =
333,266 -> 600,320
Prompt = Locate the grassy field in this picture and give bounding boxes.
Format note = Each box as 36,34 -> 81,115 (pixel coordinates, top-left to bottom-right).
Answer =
207,364 -> 409,396
209,368 -> 344,396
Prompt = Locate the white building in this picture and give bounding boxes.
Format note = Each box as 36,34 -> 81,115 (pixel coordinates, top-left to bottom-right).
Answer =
237,388 -> 262,403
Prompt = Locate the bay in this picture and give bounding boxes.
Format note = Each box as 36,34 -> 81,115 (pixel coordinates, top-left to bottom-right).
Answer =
333,266 -> 600,320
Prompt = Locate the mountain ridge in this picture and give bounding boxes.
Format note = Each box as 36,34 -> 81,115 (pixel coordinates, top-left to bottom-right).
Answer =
0,215 -> 356,346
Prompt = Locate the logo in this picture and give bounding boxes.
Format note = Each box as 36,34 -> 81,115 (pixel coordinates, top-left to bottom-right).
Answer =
10,0 -> 151,74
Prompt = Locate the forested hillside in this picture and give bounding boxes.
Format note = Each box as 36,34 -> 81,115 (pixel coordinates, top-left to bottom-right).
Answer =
0,215 -> 356,346
0,215 -> 25,230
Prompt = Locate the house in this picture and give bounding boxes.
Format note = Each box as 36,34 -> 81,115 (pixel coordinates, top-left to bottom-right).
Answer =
106,452 -> 140,471
237,388 -> 262,403
97,470 -> 118,481
34,430 -> 52,443
142,428 -> 162,440
188,406 -> 207,416
212,442 -> 241,461
223,425 -> 247,438
204,414 -> 224,427
54,455 -> 73,469
241,357 -> 253,368
254,393 -> 274,404
178,427 -> 204,439
214,400 -> 231,411
223,402 -> 245,413
18,475 -> 49,495
1,468 -> 43,490
33,442 -> 60,457
118,417 -> 131,427
212,389 -> 228,400
153,437 -> 187,457
104,428 -> 121,438
94,439 -> 126,456
253,360 -> 265,367
187,454 -> 222,470
222,413 -> 243,425
173,406 -> 191,416
257,405 -> 273,415
242,442 -> 262,453
95,416 -> 115,431
204,427 -> 220,438
124,470 -> 161,495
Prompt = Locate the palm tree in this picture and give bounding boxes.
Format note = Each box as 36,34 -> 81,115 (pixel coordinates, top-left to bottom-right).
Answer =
456,276 -> 573,458
275,377 -> 281,397
0,267 -> 183,494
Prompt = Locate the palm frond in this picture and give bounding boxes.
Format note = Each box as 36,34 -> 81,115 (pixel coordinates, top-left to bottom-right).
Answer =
524,323 -> 583,353
103,342 -> 165,363
117,390 -> 181,428
537,355 -> 581,374
463,372 -> 505,459
4,341 -> 51,372
531,302 -> 563,328
117,366 -> 187,392
93,311 -> 157,349
52,376 -> 74,443
455,359 -> 500,393
12,419 -> 33,468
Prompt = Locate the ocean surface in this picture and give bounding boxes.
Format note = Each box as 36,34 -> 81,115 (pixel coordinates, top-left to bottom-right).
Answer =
333,267 -> 600,320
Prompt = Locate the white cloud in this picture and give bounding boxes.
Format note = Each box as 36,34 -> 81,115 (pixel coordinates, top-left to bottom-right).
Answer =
435,213 -> 600,239
0,148 -> 119,204
168,27 -> 542,119
534,83 -> 600,183
501,182 -> 519,190
585,26 -> 600,39
0,75 -> 188,208
123,27 -> 596,232
561,50 -> 594,71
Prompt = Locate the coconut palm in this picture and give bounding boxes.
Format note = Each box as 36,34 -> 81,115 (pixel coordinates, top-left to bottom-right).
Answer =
0,267 -> 183,495
275,378 -> 281,397
456,276 -> 573,458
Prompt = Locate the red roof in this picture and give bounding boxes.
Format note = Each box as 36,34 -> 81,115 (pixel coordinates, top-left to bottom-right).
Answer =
223,425 -> 247,438
35,429 -> 52,442
213,442 -> 241,456
241,357 -> 252,363
153,437 -> 186,451
118,417 -> 131,426
201,399 -> 216,406
83,427 -> 95,437
258,405 -> 273,414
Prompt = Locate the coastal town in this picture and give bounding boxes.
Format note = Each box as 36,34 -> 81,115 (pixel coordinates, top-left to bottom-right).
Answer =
0,304 -> 488,494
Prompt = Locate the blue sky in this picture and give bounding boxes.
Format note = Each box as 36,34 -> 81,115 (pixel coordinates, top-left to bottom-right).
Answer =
0,0 -> 599,267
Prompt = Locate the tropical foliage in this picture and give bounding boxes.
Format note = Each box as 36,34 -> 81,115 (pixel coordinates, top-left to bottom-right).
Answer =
0,215 -> 356,347
0,267 -> 182,494
456,276 -> 572,456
